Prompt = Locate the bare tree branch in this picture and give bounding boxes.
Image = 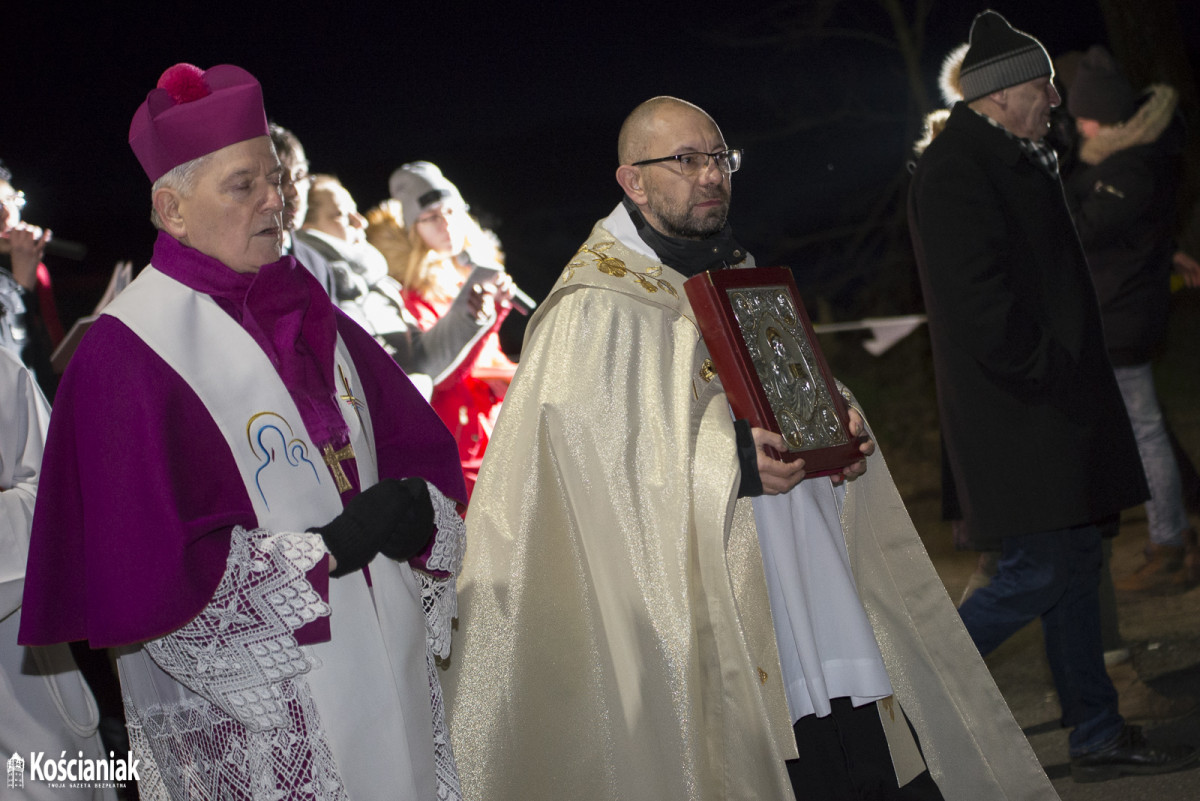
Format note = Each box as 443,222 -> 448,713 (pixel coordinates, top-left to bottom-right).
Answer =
879,0 -> 932,113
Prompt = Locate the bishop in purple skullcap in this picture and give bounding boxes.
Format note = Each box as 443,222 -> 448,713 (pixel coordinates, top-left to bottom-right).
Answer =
129,63 -> 269,183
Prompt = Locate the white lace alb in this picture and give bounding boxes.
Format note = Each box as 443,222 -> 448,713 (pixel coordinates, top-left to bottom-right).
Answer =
421,483 -> 467,801
130,526 -> 346,800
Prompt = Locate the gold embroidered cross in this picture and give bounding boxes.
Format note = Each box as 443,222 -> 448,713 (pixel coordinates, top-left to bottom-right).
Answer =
321,442 -> 355,493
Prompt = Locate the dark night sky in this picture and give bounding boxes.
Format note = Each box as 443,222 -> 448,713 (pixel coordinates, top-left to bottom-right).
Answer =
4,1 -> 1192,337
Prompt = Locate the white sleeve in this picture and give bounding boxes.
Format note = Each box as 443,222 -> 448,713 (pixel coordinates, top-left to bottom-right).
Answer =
0,348 -> 52,619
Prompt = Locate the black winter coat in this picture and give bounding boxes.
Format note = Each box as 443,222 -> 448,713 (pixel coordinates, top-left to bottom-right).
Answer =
1064,102 -> 1184,366
908,103 -> 1147,547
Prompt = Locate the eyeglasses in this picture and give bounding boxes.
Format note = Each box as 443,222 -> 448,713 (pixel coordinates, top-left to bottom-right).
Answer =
632,149 -> 742,176
1,190 -> 26,210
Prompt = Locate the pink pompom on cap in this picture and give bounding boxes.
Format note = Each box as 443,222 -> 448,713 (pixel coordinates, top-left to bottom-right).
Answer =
128,63 -> 268,183
157,63 -> 210,104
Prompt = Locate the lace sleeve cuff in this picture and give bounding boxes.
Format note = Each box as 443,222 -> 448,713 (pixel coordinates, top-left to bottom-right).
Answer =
143,526 -> 332,732
416,483 -> 465,659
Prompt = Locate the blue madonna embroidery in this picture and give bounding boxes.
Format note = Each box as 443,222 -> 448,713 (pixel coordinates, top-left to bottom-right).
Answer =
245,412 -> 321,509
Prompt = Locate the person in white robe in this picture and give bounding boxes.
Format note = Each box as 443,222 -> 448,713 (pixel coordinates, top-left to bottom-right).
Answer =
1,347 -> 116,801
444,96 -> 1058,801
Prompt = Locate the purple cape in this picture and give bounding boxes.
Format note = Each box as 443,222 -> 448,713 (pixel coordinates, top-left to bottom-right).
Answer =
19,232 -> 464,647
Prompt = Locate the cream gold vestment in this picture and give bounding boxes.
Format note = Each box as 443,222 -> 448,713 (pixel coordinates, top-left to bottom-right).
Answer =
445,208 -> 1057,801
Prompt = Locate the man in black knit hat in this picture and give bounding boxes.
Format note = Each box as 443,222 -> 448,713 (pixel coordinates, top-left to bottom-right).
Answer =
908,9 -> 1197,782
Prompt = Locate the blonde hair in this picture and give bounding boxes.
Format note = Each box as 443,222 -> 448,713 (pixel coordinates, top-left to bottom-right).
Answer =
364,199 -> 504,301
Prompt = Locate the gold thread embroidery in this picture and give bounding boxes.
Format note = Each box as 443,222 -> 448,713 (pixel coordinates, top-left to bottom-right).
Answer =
321,442 -> 356,493
338,364 -> 366,430
245,412 -> 322,509
246,411 -> 297,448
565,240 -> 678,297
757,667 -> 769,685
699,358 -> 716,383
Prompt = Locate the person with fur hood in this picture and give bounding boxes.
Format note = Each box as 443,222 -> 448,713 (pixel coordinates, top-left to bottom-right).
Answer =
1059,46 -> 1197,593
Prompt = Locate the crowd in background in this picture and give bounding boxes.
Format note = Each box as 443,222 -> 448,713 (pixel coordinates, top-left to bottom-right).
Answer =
3,13 -> 1200,797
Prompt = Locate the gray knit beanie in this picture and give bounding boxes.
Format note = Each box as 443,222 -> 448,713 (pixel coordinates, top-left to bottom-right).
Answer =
388,161 -> 465,229
959,10 -> 1053,103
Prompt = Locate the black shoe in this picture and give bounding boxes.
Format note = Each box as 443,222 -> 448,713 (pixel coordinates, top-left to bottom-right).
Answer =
1071,724 -> 1200,783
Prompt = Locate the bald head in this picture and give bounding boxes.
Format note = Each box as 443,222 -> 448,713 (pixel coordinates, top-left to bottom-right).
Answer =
303,174 -> 366,244
617,96 -> 720,165
614,97 -> 731,240
304,175 -> 338,223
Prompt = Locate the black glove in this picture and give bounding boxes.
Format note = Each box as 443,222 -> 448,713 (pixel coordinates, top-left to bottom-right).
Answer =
312,477 -> 435,577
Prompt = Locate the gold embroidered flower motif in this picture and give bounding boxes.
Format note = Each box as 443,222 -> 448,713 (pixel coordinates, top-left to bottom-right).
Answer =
634,275 -> 659,293
565,240 -> 678,297
597,258 -> 628,277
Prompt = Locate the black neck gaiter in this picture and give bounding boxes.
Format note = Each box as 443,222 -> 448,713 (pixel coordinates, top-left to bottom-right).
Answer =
623,196 -> 748,277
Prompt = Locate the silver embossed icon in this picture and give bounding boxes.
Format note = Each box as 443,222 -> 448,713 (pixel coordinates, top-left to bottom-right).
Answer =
729,286 -> 847,452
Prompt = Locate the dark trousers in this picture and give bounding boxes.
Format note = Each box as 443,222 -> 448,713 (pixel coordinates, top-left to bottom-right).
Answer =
786,697 -> 944,800
958,523 -> 1123,756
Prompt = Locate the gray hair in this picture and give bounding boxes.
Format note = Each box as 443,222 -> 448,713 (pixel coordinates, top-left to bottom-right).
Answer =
149,153 -> 214,230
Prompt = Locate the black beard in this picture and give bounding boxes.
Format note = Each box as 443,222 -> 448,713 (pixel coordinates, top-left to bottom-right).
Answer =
624,195 -> 745,277
661,210 -> 727,239
651,193 -> 729,241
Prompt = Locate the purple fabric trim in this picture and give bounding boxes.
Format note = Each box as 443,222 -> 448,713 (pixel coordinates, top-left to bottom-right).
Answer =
297,556 -> 332,647
19,235 -> 465,648
151,232 -> 347,450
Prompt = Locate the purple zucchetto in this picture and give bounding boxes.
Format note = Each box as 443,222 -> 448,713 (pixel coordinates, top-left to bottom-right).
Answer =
128,63 -> 269,183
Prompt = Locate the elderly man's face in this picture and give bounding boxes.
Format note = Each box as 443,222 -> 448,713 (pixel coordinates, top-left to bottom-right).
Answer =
176,136 -> 284,273
1002,76 -> 1061,141
307,183 -> 367,245
636,107 -> 730,240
